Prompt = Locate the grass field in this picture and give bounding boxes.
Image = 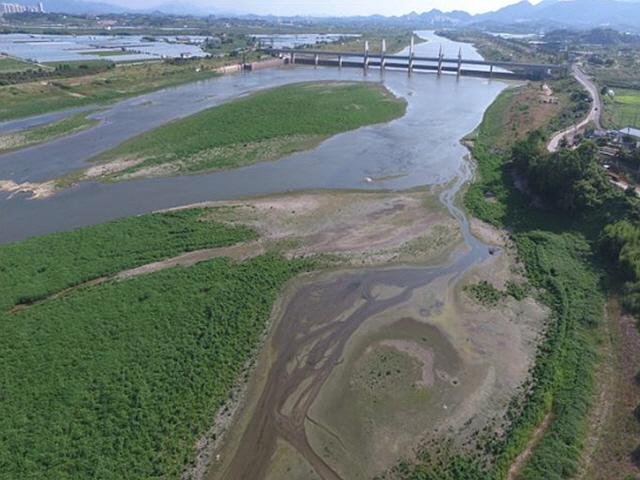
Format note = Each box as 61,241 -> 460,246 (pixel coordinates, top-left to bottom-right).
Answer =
604,88 -> 640,129
0,206 -> 324,480
0,59 -> 227,121
82,81 -> 406,181
0,56 -> 34,73
0,111 -> 100,154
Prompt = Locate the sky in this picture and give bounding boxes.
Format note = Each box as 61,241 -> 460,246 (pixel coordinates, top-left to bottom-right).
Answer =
102,0 -> 545,16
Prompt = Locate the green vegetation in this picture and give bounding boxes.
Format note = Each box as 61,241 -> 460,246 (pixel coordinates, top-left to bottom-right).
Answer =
0,60 -> 113,87
465,280 -> 529,307
603,88 -> 640,129
0,59 -> 226,121
0,208 -> 256,312
89,82 -> 406,179
0,206 -> 320,479
437,30 -> 561,67
0,252 -> 314,479
80,49 -> 134,57
0,111 -> 100,154
0,55 -> 33,72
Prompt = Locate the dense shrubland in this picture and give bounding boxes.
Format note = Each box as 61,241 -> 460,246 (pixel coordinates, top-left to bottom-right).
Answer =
0,208 -> 255,311
0,209 -> 315,478
0,254 -> 315,479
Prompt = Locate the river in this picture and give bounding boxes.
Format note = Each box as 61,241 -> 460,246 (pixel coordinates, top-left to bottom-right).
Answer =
0,31 -> 506,243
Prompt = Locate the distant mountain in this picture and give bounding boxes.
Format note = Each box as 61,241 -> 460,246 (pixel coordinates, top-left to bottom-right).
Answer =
398,9 -> 472,26
475,0 -> 536,23
24,0 -> 130,14
11,0 -> 640,32
476,0 -> 640,30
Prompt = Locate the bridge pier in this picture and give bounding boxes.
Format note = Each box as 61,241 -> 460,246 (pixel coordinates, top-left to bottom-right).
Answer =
364,40 -> 370,71
263,47 -> 566,80
408,35 -> 415,74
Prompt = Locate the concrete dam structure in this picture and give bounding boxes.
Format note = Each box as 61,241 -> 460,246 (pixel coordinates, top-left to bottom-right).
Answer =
262,36 -> 568,81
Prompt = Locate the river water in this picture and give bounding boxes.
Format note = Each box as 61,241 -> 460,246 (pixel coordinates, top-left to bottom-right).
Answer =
0,31 -> 506,243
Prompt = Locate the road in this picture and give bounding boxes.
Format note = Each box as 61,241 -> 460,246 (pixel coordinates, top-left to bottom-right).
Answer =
548,64 -> 602,152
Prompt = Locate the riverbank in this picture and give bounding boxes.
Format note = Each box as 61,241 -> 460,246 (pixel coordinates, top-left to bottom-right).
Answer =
0,53 -> 286,122
0,109 -> 99,154
394,79 -> 612,479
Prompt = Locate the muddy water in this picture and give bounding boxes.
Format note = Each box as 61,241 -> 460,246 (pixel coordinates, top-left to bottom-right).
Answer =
209,154 -> 494,479
0,31 -> 506,243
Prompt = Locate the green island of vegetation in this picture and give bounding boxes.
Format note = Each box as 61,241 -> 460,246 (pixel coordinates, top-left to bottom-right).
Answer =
76,81 -> 406,182
0,111 -> 100,154
80,49 -> 136,57
0,207 -> 318,479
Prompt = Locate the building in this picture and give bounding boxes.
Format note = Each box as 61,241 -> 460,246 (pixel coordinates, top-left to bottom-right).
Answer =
0,2 -> 44,15
613,127 -> 640,149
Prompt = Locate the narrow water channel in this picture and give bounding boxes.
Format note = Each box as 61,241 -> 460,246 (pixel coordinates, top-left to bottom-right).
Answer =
212,154 -> 493,480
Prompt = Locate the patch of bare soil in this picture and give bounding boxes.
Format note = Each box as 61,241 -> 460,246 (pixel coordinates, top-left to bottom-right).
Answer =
507,413 -> 553,480
166,190 -> 460,266
0,179 -> 57,199
581,298 -> 640,479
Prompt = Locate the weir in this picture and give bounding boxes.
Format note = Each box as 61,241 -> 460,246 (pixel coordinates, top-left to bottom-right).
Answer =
262,35 -> 568,80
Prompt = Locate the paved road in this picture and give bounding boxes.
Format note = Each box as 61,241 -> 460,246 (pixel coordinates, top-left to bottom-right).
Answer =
548,64 -> 602,152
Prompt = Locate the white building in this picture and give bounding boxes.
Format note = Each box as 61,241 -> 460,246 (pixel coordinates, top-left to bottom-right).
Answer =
0,2 -> 45,15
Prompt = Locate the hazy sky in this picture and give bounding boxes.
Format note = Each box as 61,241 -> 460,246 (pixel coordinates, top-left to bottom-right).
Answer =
102,0 -> 545,16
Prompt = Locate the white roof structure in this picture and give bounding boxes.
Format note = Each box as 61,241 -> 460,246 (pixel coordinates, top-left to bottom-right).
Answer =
620,127 -> 640,139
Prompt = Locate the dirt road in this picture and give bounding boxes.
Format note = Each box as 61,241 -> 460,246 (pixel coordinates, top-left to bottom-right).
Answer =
548,65 -> 602,152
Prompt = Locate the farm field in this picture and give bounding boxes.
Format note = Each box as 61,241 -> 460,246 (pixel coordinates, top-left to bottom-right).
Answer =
604,87 -> 640,129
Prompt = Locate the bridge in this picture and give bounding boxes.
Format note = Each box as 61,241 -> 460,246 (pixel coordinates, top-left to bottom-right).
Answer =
260,37 -> 568,80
